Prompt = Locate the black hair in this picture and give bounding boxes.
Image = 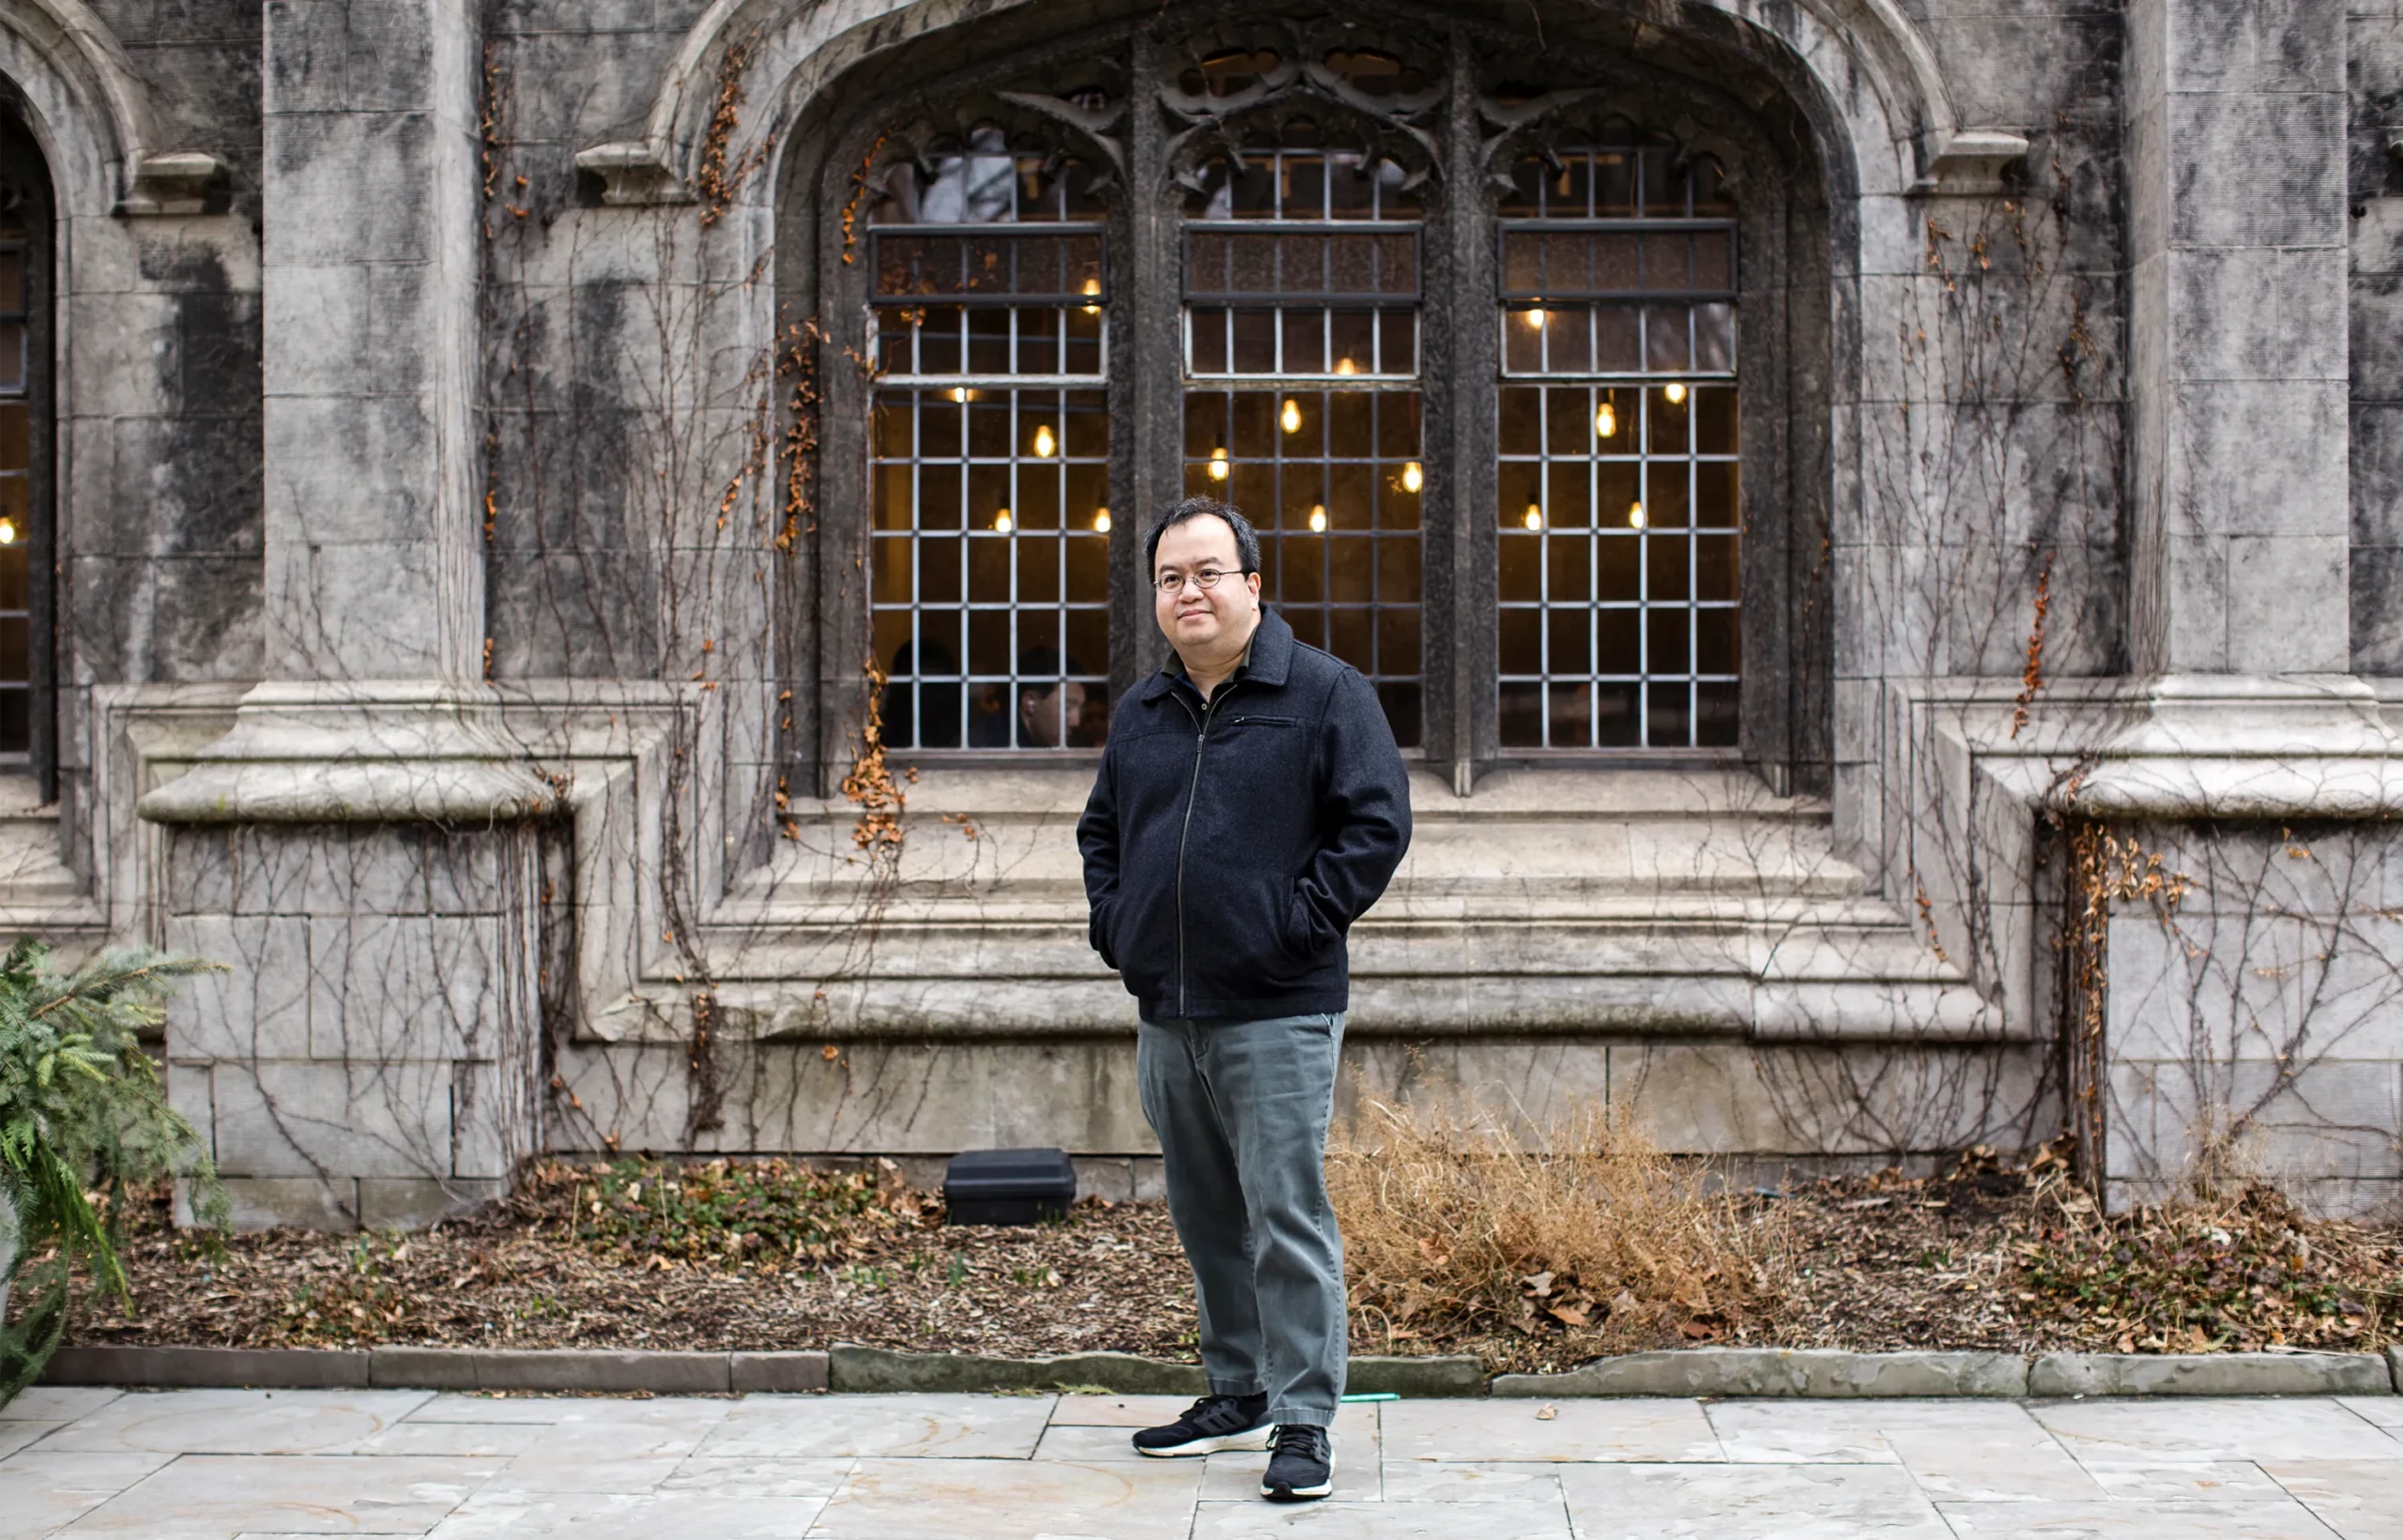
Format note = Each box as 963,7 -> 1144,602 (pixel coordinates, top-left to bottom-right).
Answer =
1143,496 -> 1262,578
1015,646 -> 1085,701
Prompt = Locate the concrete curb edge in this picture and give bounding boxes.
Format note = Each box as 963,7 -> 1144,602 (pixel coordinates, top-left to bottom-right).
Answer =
39,1345 -> 831,1395
37,1344 -> 2398,1398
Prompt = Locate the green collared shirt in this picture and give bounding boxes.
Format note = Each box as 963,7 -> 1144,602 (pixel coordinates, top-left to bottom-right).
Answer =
1165,633 -> 1256,704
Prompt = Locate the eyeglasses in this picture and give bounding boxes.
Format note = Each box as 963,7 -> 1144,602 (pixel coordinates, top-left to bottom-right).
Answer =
1154,567 -> 1247,595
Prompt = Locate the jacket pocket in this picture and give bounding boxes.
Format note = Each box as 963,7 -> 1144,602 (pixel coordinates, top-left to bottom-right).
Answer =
1288,874 -> 1345,961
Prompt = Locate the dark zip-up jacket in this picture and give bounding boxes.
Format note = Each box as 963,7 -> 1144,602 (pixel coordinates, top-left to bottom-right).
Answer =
1076,607 -> 1412,1020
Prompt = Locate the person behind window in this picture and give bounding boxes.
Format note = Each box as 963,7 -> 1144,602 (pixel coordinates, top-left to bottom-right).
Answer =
882,638 -> 962,749
968,647 -> 1088,747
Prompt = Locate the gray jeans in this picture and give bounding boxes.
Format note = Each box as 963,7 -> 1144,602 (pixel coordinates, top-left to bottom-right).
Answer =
1136,1011 -> 1347,1427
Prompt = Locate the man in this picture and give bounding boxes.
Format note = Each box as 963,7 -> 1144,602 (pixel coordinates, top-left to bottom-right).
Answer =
968,647 -> 1088,747
1075,496 -> 1411,1503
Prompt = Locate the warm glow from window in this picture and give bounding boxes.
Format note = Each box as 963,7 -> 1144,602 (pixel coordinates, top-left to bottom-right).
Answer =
1663,381 -> 1687,405
1628,501 -> 1645,528
1033,424 -> 1056,457
1081,277 -> 1101,314
994,508 -> 1014,532
1208,446 -> 1230,480
1595,402 -> 1616,438
1333,357 -> 1357,375
1094,507 -> 1111,532
1400,461 -> 1423,493
1523,308 -> 1546,328
950,387 -> 971,404
0,519 -> 16,546
1309,504 -> 1328,532
1523,503 -> 1542,530
1281,398 -> 1302,434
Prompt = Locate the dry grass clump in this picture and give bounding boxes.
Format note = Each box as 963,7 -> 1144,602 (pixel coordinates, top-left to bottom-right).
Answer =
1329,1100 -> 1787,1354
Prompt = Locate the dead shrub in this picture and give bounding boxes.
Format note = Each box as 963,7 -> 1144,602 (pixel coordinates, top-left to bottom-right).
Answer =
1329,1100 -> 1787,1353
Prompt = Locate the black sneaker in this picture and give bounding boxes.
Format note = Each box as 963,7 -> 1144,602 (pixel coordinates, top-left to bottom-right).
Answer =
1261,1423 -> 1334,1502
1130,1392 -> 1273,1457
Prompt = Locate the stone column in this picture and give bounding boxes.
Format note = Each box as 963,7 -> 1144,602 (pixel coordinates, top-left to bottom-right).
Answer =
2091,0 -> 2403,1215
2125,0 -> 2349,673
140,0 -> 558,1229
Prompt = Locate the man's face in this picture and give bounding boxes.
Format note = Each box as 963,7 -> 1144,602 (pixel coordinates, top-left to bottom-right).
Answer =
1018,679 -> 1087,746
1153,516 -> 1262,654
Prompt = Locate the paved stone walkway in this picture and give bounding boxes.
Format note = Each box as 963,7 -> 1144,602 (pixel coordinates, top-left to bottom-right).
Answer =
1,1384 -> 2398,1536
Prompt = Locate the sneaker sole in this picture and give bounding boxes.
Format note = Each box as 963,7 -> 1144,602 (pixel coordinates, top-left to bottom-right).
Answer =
1261,1476 -> 1334,1502
1132,1426 -> 1274,1458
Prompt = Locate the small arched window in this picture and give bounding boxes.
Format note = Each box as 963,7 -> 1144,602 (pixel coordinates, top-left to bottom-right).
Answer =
0,114 -> 51,791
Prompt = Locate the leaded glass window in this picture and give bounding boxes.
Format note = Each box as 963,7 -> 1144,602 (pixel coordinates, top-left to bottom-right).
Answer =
868,131 -> 1112,748
1182,140 -> 1426,746
1495,146 -> 1740,749
812,28 -> 1826,788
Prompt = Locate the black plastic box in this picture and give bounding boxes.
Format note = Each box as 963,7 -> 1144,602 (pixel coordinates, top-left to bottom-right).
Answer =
942,1147 -> 1077,1226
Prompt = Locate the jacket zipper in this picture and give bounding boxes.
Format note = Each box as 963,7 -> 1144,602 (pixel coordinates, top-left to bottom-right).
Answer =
1170,682 -> 1232,1016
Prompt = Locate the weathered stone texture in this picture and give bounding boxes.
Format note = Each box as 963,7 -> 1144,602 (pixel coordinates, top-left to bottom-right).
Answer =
165,822 -> 547,1231
0,0 -> 2392,1228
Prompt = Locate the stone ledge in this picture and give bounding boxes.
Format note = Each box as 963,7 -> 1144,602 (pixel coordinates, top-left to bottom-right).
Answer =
827,1345 -> 1205,1395
35,1345 -> 2401,1398
42,1346 -> 828,1395
821,1346 -> 1481,1397
2028,1352 -> 2394,1397
368,1348 -> 735,1394
1493,1349 -> 2028,1399
1348,1355 -> 1487,1397
42,1346 -> 370,1389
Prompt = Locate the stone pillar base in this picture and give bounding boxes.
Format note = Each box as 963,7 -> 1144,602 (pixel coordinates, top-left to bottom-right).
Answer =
141,682 -> 565,1229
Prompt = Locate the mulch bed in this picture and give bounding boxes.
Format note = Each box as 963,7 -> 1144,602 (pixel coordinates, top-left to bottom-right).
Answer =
54,1156 -> 2403,1377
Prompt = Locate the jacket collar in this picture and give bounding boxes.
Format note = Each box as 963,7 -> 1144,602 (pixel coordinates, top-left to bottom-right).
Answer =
1139,605 -> 1294,701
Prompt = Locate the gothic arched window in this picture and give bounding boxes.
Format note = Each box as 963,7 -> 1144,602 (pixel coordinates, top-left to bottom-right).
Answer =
797,16 -> 1830,792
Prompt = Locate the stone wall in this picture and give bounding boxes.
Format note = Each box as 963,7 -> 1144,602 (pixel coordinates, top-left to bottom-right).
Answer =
2100,817 -> 2403,1217
164,820 -> 554,1228
0,0 -> 2383,1226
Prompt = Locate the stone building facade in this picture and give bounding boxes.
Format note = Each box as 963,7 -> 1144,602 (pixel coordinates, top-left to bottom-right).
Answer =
0,0 -> 2395,1227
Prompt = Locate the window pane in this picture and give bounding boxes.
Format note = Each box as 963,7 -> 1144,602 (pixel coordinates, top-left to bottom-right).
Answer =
873,385 -> 1110,749
1185,138 -> 1424,745
1493,354 -> 1741,746
1187,390 -> 1421,746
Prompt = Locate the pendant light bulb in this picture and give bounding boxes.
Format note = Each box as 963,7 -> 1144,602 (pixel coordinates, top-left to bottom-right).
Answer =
1281,398 -> 1302,434
1628,501 -> 1645,528
1033,424 -> 1056,457
1094,507 -> 1111,532
1208,446 -> 1230,480
1081,277 -> 1101,314
1523,503 -> 1543,530
994,508 -> 1014,532
1334,357 -> 1357,376
1524,307 -> 1546,329
1663,381 -> 1687,405
0,518 -> 15,545
1401,461 -> 1423,494
1596,401 -> 1617,438
1309,504 -> 1328,533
